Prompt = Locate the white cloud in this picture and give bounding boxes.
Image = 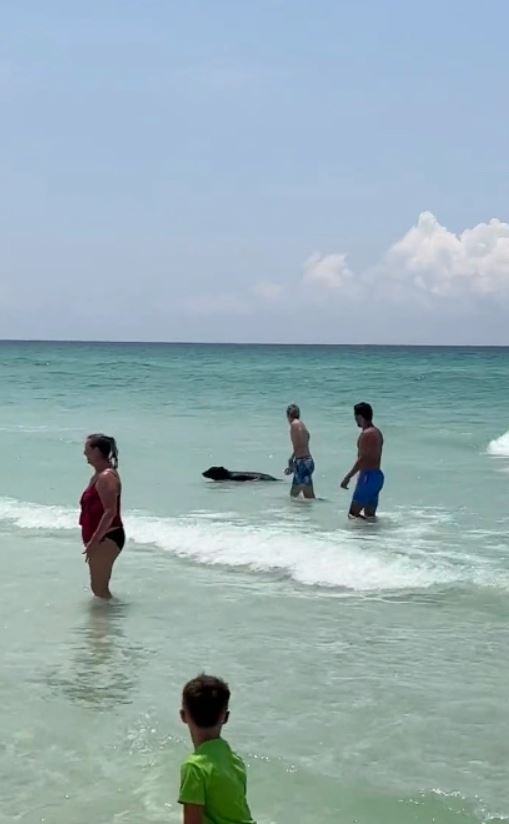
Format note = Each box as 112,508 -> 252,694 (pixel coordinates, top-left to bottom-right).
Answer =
384,211 -> 509,298
296,212 -> 509,303
172,212 -> 509,341
252,280 -> 283,302
302,252 -> 353,290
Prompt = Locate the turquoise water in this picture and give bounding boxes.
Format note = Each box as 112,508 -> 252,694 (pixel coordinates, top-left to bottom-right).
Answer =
1,342 -> 508,824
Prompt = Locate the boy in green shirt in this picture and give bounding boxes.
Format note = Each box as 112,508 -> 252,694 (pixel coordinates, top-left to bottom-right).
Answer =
178,673 -> 255,824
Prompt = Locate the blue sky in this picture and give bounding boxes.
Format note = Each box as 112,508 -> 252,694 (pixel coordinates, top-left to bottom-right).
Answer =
1,1 -> 508,343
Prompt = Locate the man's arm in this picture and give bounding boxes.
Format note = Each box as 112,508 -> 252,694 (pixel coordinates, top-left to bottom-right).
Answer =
341,430 -> 379,488
284,422 -> 298,474
289,422 -> 299,458
183,804 -> 203,824
341,458 -> 361,489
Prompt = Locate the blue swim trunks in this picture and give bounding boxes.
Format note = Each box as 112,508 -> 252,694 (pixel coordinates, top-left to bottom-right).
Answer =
352,469 -> 384,508
292,457 -> 315,487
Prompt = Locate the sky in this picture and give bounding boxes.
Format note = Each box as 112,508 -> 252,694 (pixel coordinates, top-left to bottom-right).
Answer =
1,0 -> 509,344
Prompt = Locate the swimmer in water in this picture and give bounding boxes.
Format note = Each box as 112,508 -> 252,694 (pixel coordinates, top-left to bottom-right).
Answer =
284,404 -> 315,499
341,402 -> 384,519
79,434 -> 124,599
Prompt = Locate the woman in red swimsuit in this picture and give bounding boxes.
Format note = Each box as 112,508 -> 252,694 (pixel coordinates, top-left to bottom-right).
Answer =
80,433 -> 124,600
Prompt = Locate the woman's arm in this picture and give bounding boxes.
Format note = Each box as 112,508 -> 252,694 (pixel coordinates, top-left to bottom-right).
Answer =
84,472 -> 119,553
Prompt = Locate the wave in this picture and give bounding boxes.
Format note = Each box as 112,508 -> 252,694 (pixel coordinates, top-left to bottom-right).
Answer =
487,430 -> 509,457
0,496 -> 506,593
0,497 -> 77,530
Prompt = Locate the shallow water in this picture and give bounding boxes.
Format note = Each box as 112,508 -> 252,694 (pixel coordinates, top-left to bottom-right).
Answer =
1,342 -> 508,823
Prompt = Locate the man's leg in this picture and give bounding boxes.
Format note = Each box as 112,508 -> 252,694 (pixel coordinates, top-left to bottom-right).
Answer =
363,503 -> 378,519
291,460 -> 303,497
363,492 -> 380,520
349,474 -> 365,517
363,474 -> 383,519
301,460 -> 315,499
348,501 -> 365,519
303,483 -> 315,500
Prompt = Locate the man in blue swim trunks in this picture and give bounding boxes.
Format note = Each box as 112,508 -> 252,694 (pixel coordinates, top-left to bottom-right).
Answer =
341,402 -> 384,519
284,404 -> 315,499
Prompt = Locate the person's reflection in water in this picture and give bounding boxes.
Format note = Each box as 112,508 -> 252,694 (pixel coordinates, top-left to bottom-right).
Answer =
47,600 -> 144,709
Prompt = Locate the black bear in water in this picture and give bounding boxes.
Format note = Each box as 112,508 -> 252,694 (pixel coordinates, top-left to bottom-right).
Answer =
202,466 -> 279,482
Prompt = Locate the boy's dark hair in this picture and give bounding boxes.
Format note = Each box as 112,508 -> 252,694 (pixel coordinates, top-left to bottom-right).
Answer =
354,402 -> 373,422
286,403 -> 300,419
183,674 -> 230,728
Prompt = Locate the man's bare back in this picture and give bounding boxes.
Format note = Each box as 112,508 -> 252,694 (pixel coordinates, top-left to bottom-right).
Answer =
290,419 -> 311,459
357,425 -> 383,471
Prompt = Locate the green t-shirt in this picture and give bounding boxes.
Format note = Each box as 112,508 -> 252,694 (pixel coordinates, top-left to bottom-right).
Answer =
178,738 -> 255,824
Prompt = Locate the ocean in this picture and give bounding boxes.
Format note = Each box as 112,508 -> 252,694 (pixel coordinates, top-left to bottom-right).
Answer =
1,341 -> 508,824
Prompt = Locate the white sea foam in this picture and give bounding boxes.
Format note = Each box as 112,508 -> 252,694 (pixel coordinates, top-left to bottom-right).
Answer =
0,497 -> 76,530
0,496 -> 506,593
487,430 -> 509,457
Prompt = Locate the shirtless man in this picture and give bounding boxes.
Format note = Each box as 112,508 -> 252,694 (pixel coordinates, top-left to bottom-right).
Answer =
341,402 -> 384,518
284,404 -> 315,499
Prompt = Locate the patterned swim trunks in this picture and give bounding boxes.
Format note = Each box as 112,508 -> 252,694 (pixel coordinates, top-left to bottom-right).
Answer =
292,457 -> 315,487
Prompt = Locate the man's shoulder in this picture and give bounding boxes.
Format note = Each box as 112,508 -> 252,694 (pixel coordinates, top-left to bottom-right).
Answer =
362,426 -> 382,440
291,419 -> 308,433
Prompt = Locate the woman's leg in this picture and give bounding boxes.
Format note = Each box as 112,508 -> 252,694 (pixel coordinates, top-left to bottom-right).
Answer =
88,538 -> 121,599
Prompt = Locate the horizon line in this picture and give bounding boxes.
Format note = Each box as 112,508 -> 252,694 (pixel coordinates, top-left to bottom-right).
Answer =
1,338 -> 509,349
